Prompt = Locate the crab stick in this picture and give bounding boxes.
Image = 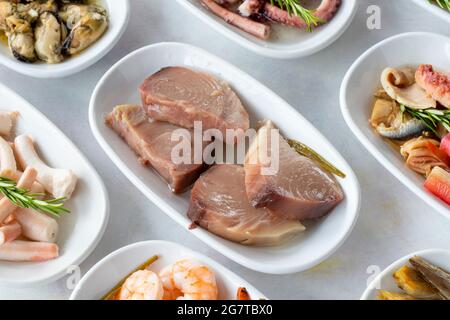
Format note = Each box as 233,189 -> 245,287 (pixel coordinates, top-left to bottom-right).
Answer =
14,208 -> 58,243
5,170 -> 46,195
0,221 -> 21,245
0,167 -> 37,223
0,240 -> 58,262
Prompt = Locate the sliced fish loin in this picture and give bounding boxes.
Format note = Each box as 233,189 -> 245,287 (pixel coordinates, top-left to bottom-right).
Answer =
140,67 -> 250,144
106,105 -> 206,193
187,164 -> 305,246
245,121 -> 344,220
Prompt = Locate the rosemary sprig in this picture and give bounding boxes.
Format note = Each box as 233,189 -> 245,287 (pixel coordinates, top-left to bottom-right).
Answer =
400,104 -> 450,135
0,177 -> 70,217
288,139 -> 346,178
270,0 -> 323,32
428,0 -> 450,11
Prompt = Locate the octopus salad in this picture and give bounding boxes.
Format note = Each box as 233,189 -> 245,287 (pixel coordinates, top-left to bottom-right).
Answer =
200,0 -> 341,40
370,64 -> 450,205
0,0 -> 108,64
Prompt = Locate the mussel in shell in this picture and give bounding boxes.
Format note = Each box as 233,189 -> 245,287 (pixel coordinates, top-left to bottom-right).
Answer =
34,11 -> 67,64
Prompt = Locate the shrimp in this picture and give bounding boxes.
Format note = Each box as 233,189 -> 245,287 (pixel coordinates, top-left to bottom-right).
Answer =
116,270 -> 164,300
159,259 -> 218,300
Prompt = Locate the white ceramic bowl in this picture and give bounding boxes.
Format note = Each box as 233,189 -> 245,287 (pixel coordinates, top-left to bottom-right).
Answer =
89,42 -> 360,274
411,0 -> 450,24
340,32 -> 450,221
0,0 -> 130,78
361,248 -> 450,300
176,0 -> 357,59
0,83 -> 109,286
70,240 -> 267,300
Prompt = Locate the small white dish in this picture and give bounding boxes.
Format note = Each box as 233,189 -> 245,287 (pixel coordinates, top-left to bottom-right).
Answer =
340,32 -> 450,221
411,0 -> 450,24
70,240 -> 267,300
0,0 -> 130,78
361,248 -> 450,300
0,82 -> 109,286
89,42 -> 360,274
176,0 -> 357,59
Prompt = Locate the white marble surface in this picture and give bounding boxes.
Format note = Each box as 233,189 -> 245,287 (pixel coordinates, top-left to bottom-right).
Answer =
0,0 -> 449,300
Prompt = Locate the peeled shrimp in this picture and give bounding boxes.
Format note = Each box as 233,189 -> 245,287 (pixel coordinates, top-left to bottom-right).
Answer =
117,270 -> 164,300
159,259 -> 218,300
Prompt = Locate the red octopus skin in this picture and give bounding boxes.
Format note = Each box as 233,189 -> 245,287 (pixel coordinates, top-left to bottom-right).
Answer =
202,0 -> 270,39
264,0 -> 341,29
238,0 -> 265,16
415,64 -> 450,109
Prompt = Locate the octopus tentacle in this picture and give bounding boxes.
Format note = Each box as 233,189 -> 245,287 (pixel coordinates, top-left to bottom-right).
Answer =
202,0 -> 270,39
264,0 -> 341,29
238,0 -> 265,17
415,64 -> 450,109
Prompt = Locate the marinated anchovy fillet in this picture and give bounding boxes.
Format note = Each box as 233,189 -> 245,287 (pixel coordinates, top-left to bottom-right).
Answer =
188,164 -> 305,246
410,256 -> 450,299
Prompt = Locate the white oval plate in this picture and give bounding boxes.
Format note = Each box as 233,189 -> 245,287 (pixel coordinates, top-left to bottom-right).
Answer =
361,248 -> 450,300
340,32 -> 450,220
0,0 -> 130,78
70,240 -> 267,300
0,83 -> 109,286
176,0 -> 357,59
89,42 -> 360,274
411,0 -> 450,24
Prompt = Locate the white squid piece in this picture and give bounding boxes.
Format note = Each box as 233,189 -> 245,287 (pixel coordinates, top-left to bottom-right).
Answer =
14,208 -> 58,243
14,135 -> 77,199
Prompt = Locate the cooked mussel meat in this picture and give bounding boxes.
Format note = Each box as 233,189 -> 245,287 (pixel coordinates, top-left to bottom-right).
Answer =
16,0 -> 58,23
0,1 -> 14,30
5,14 -> 36,62
34,11 -> 66,64
61,5 -> 107,55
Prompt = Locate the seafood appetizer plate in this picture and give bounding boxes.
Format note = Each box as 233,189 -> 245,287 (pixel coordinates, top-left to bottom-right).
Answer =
0,0 -> 130,78
411,0 -> 450,24
175,0 -> 358,59
340,32 -> 450,220
89,42 -> 360,274
0,82 -> 109,286
70,240 -> 267,300
361,249 -> 450,300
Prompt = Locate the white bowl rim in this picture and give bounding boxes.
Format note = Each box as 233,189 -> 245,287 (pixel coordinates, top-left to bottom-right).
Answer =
340,31 -> 450,221
0,82 -> 110,286
411,0 -> 450,24
0,0 -> 131,78
89,41 -> 361,275
69,240 -> 267,300
360,248 -> 450,300
175,0 -> 358,59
